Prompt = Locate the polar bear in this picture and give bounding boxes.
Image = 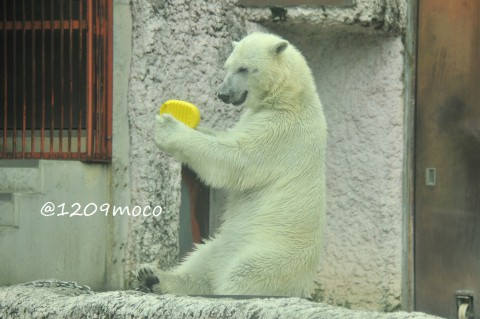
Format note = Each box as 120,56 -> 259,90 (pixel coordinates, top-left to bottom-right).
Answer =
138,32 -> 327,298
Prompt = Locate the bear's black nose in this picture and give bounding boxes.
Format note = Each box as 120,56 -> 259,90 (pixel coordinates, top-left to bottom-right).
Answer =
217,92 -> 230,104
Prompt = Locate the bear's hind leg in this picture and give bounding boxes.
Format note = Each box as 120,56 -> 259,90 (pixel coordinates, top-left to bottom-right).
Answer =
137,240 -> 217,295
137,265 -> 213,295
214,248 -> 318,298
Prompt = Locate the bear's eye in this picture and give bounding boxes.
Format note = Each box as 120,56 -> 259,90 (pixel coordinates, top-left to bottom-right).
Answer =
237,67 -> 248,74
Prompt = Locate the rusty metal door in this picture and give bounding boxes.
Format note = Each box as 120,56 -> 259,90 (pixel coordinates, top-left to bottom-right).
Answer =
415,1 -> 480,318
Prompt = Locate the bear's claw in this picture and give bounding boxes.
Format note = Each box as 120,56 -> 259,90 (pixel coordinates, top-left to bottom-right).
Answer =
137,267 -> 160,292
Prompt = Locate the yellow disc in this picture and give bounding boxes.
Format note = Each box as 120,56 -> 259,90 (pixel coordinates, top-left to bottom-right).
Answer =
159,100 -> 201,128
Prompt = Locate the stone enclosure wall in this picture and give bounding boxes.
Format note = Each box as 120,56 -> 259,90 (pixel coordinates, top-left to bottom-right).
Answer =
126,0 -> 407,311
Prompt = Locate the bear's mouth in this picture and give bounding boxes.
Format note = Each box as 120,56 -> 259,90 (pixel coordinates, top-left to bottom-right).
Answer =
232,91 -> 248,106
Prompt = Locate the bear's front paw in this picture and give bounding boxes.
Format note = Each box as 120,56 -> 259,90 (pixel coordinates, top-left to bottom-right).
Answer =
154,114 -> 184,151
137,266 -> 160,293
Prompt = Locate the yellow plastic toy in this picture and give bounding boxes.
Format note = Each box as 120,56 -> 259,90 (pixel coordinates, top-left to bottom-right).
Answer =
159,100 -> 201,129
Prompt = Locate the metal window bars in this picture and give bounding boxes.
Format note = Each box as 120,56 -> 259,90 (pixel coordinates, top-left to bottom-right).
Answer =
0,0 -> 112,161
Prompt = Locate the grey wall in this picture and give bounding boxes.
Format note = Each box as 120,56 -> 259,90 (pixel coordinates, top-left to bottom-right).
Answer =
286,29 -> 404,311
105,0 -> 133,290
0,0 -> 133,292
312,32 -> 404,311
245,21 -> 405,310
126,0 -> 408,311
125,0 -> 246,287
0,0 -> 409,311
0,160 -> 110,290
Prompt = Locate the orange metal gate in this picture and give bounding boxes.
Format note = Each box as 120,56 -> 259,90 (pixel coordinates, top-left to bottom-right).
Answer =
0,0 -> 112,161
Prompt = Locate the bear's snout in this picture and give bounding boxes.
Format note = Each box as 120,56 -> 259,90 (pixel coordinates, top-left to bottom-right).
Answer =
217,91 -> 231,104
217,90 -> 248,106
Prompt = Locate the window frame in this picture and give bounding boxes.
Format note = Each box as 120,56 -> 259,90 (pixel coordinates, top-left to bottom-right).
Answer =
0,0 -> 113,162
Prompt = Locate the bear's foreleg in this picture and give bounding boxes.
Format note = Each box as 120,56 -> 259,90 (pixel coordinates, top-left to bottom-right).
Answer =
154,114 -> 274,190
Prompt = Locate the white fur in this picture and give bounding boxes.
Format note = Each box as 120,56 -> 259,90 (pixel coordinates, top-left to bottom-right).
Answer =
146,32 -> 327,298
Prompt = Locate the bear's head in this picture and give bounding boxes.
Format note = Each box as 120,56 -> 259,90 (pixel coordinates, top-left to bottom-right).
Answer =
217,32 -> 310,109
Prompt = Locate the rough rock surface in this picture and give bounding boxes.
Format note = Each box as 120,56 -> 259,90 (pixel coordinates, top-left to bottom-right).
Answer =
0,281 -> 442,319
126,0 -> 245,287
240,0 -> 407,34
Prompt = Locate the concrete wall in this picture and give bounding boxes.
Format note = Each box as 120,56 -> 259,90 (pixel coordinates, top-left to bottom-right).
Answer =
273,27 -> 404,311
105,0 -> 133,290
224,21 -> 405,310
125,0 -> 407,311
0,0 -> 408,312
242,0 -> 406,34
0,0 -> 133,291
125,0 -> 246,287
0,160 -> 110,290
126,0 -> 408,311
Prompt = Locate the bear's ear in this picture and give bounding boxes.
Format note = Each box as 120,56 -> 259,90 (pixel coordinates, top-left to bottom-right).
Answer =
232,41 -> 239,48
272,40 -> 289,55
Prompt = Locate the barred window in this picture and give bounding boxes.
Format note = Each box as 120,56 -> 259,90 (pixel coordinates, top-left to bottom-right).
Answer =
0,0 -> 112,161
